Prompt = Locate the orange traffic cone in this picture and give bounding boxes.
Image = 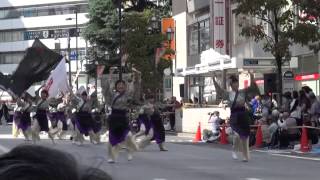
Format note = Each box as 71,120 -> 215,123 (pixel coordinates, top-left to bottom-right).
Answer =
255,125 -> 263,148
220,124 -> 228,144
193,122 -> 202,143
300,127 -> 311,152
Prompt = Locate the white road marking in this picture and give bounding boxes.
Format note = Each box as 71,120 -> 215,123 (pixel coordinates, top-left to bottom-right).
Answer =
270,153 -> 320,161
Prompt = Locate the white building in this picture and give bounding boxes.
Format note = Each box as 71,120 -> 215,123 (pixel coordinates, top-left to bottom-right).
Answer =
0,0 -> 89,96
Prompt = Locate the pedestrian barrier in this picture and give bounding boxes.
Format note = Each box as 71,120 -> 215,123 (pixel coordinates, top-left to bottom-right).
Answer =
215,124 -> 320,153
193,122 -> 202,143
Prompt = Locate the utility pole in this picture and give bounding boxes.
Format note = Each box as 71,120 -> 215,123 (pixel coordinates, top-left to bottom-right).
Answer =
67,36 -> 72,87
75,9 -> 79,89
118,0 -> 122,80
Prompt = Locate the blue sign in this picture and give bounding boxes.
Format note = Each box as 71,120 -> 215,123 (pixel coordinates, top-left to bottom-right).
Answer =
69,51 -> 77,60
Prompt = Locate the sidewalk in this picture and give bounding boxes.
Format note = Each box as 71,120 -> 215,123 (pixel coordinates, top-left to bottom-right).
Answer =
172,130 -> 320,160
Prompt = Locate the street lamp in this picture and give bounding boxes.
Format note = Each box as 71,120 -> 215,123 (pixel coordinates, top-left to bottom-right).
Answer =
66,8 -> 79,89
166,27 -> 174,97
166,27 -> 173,42
151,16 -> 159,30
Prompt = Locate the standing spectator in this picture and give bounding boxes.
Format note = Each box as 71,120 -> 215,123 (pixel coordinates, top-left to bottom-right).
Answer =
0,102 -> 10,124
302,86 -> 313,98
261,95 -> 272,115
282,92 -> 292,112
271,94 -> 278,110
299,90 -> 311,115
309,93 -> 320,127
290,91 -> 301,125
251,95 -> 262,120
168,96 -> 181,131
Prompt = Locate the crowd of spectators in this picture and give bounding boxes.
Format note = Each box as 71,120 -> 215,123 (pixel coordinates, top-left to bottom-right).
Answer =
249,86 -> 320,149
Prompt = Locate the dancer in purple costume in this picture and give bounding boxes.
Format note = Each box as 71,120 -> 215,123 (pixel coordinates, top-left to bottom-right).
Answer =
104,68 -> 138,163
134,95 -> 167,151
213,73 -> 258,162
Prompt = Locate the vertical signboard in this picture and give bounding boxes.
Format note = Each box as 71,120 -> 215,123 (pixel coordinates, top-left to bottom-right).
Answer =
283,71 -> 295,93
213,0 -> 226,54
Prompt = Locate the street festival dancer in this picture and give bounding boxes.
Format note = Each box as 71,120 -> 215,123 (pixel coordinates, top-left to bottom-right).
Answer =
55,95 -> 70,139
46,95 -> 68,140
13,94 -> 32,141
31,89 -> 55,144
71,89 -> 98,145
105,68 -> 138,163
213,73 -> 258,162
134,95 -> 167,151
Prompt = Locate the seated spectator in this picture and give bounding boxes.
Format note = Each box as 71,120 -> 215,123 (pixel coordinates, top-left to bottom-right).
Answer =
203,111 -> 222,142
257,112 -> 271,145
278,112 -> 300,148
0,145 -> 112,180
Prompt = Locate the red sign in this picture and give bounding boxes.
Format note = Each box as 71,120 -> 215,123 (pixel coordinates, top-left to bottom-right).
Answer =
215,40 -> 224,48
255,80 -> 264,85
295,73 -> 320,81
215,17 -> 224,25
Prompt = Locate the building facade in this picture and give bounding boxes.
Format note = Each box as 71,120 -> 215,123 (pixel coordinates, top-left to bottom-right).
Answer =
172,0 -> 320,103
0,0 -> 89,96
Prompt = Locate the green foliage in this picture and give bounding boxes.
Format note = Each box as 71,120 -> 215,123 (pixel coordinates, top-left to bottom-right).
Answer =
236,0 -> 320,57
235,0 -> 320,103
122,10 -> 170,92
83,0 -> 172,93
84,0 -> 119,59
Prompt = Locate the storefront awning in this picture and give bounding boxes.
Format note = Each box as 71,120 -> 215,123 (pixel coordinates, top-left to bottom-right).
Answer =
177,49 -> 237,76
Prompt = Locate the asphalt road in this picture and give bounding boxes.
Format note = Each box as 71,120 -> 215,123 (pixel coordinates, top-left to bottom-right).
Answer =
0,125 -> 319,180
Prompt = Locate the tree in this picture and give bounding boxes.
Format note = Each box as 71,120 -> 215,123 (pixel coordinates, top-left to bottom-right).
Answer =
122,10 -> 172,92
83,0 -> 119,67
112,0 -> 172,14
235,0 -> 320,104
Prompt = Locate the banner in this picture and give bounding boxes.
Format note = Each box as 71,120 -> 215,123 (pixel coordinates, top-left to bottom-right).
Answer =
44,58 -> 69,97
213,0 -> 226,54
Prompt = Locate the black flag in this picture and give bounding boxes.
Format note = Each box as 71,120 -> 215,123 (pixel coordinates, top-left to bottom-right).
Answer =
8,38 -> 63,97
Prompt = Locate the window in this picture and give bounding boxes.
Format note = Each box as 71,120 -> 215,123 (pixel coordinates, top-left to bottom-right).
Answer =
0,4 -> 88,19
199,19 -> 210,52
188,23 -> 199,55
23,8 -> 37,17
188,18 -> 210,55
0,52 -> 24,64
164,78 -> 172,89
0,9 -> 9,19
37,7 -> 49,16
